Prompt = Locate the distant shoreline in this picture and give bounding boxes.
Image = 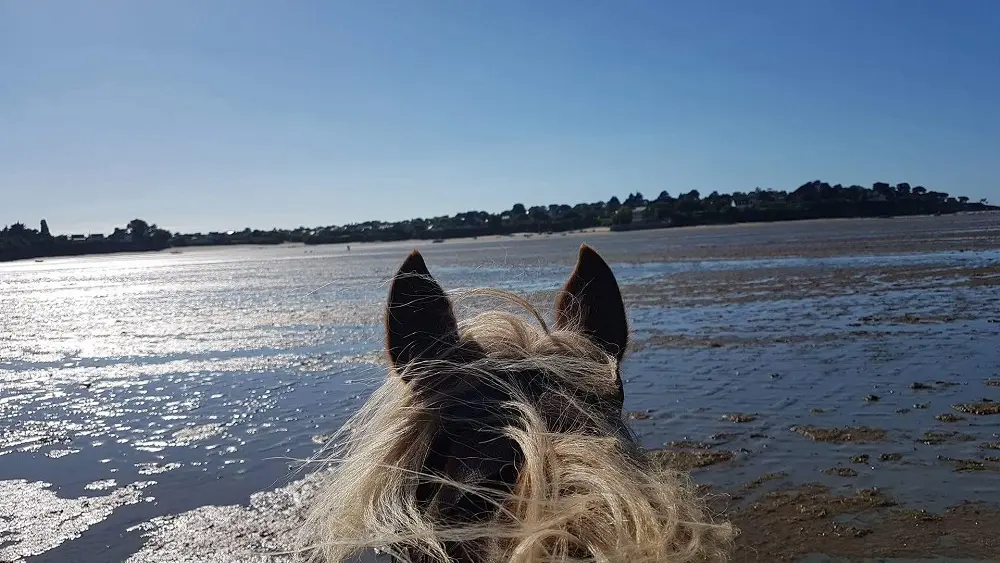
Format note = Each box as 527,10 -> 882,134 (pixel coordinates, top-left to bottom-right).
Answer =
6,211 -> 999,266
4,179 -> 997,263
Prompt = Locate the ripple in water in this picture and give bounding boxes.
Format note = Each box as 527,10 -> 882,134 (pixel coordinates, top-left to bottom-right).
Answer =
0,218 -> 998,561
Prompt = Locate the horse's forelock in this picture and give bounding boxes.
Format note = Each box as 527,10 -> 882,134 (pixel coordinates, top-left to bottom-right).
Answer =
301,292 -> 735,563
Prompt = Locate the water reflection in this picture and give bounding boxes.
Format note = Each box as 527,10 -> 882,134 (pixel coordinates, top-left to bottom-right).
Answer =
1,216 -> 998,561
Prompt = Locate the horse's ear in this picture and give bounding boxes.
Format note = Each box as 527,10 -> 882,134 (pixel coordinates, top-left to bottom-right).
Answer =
385,250 -> 459,378
555,244 -> 629,361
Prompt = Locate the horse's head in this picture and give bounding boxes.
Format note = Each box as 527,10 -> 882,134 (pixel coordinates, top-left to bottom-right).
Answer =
385,246 -> 630,540
305,245 -> 733,563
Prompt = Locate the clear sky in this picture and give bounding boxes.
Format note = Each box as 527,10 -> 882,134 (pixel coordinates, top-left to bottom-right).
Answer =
2,1 -> 998,235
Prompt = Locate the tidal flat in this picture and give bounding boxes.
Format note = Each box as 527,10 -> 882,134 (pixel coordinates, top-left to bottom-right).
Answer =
2,213 -> 999,562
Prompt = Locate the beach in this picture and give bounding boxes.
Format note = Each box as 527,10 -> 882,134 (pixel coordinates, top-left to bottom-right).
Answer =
2,213 -> 999,562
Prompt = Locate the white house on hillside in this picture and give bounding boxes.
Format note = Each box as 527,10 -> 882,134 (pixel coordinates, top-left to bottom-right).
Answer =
632,206 -> 648,223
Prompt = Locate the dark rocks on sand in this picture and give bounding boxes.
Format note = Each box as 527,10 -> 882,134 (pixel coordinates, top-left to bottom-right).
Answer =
952,402 -> 1000,415
919,431 -> 976,445
664,440 -> 713,450
648,449 -> 735,472
823,467 -> 859,477
730,481 -> 1000,561
742,471 -> 789,491
938,455 -> 1000,473
791,425 -> 887,444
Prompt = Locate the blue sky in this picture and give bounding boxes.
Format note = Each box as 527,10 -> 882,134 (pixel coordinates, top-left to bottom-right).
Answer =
2,1 -> 998,235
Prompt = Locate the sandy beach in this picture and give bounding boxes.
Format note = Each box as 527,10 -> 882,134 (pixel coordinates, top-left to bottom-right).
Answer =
2,212 -> 999,562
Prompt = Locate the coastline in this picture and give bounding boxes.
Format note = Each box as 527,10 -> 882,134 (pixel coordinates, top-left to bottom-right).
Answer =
4,212 -> 1000,562
7,211 -> 1000,266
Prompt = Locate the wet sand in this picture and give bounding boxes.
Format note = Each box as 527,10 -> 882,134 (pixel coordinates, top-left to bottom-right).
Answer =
132,214 -> 1000,562
118,449 -> 1000,563
3,212 -> 1000,562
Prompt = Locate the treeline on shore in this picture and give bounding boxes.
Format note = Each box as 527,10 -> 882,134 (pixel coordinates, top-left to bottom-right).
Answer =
2,180 -> 995,263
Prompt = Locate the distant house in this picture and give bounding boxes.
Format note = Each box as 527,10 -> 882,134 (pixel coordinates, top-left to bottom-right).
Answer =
87,233 -> 105,241
731,196 -> 750,210
632,206 -> 648,223
69,234 -> 87,242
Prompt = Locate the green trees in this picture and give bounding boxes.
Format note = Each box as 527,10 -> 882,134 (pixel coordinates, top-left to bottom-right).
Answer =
607,196 -> 621,214
1,180 -> 995,261
611,207 -> 633,226
128,219 -> 150,239
0,217 -> 173,262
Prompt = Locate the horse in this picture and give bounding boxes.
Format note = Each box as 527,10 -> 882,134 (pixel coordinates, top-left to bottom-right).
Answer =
302,244 -> 734,563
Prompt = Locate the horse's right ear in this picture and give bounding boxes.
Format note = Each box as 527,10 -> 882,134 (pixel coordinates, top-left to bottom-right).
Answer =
555,244 -> 629,362
385,250 -> 459,378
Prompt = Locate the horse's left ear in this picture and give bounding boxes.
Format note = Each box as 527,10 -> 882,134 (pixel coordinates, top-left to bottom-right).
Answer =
555,244 -> 629,362
385,250 -> 459,378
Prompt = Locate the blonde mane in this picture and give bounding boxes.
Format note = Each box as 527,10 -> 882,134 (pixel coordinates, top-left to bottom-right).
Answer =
300,248 -> 735,563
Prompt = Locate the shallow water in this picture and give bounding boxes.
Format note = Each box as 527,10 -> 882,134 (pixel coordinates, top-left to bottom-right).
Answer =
1,214 -> 999,561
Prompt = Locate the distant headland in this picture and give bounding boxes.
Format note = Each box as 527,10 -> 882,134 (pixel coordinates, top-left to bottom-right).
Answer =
2,181 -> 996,263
